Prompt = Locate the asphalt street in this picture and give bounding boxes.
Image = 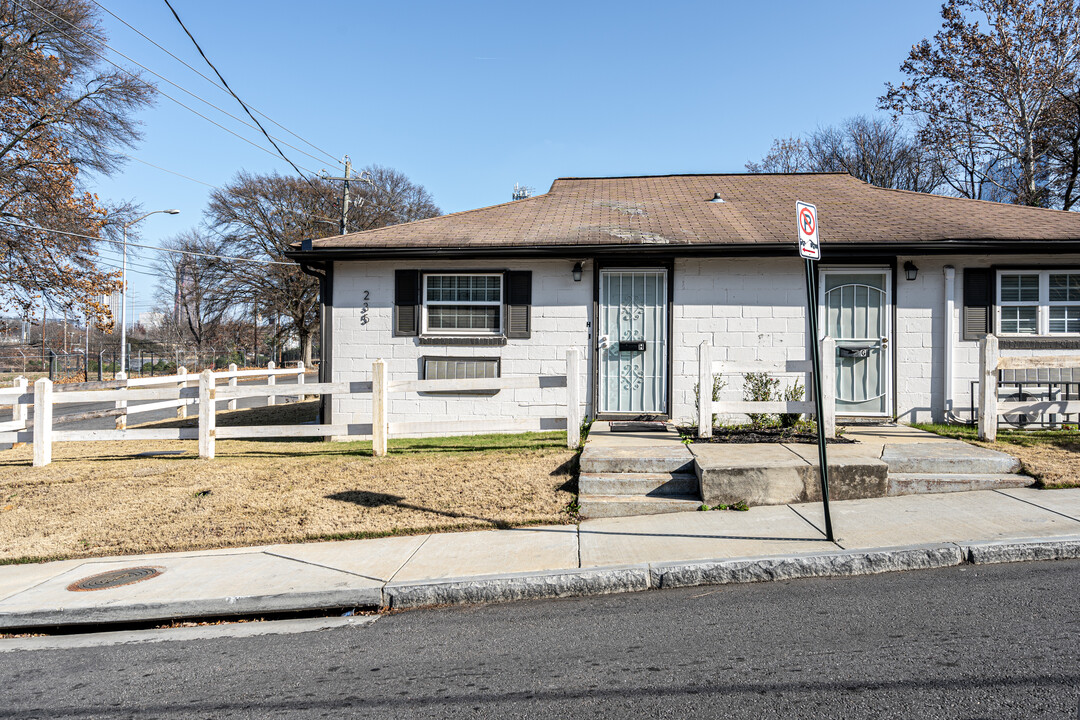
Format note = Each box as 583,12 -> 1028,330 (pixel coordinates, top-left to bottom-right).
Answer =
1,560 -> 1077,719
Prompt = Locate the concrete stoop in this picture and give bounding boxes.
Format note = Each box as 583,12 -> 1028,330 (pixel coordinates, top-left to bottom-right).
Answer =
578,445 -> 702,518
881,442 -> 1033,495
578,435 -> 1034,519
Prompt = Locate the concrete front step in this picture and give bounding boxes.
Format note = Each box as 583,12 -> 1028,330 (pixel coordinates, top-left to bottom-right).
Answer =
579,445 -> 695,474
579,472 -> 699,497
887,473 -> 1034,496
882,441 -> 1021,475
578,494 -> 702,519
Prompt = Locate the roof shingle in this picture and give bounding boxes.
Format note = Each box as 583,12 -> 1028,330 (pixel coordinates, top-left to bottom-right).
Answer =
305,172 -> 1080,251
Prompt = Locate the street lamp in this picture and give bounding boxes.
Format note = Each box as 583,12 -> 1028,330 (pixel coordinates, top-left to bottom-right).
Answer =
120,209 -> 180,374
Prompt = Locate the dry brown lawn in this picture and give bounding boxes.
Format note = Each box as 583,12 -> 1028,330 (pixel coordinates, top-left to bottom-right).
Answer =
0,417 -> 577,562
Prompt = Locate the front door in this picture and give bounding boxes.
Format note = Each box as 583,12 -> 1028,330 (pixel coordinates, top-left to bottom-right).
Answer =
821,269 -> 892,417
597,268 -> 669,416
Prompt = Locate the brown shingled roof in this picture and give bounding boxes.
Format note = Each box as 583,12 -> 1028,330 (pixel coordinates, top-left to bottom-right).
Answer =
303,172 -> 1080,252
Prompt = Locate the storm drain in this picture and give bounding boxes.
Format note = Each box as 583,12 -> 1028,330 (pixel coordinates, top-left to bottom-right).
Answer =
67,567 -> 164,592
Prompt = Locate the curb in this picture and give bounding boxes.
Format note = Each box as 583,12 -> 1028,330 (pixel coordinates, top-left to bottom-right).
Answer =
2,537 -> 1079,632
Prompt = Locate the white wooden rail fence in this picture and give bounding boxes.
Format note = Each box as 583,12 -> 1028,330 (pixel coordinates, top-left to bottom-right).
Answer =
2,350 -> 583,466
978,334 -> 1080,441
696,338 -> 836,439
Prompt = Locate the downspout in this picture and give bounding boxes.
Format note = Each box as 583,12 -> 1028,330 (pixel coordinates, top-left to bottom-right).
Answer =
942,265 -> 960,423
296,249 -> 330,426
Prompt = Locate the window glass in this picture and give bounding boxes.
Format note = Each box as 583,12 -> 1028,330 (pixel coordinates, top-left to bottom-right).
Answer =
423,274 -> 502,334
999,274 -> 1039,302
1050,306 -> 1080,333
1000,305 -> 1038,334
1049,274 -> 1080,302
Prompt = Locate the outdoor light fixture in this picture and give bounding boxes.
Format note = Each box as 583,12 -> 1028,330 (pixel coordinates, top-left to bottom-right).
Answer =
572,261 -> 583,282
904,261 -> 919,281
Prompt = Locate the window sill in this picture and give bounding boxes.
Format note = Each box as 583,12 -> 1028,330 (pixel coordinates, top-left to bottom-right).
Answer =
998,337 -> 1080,350
418,335 -> 507,346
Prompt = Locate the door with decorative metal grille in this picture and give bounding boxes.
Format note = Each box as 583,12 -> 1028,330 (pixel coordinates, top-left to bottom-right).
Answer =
597,269 -> 668,415
821,269 -> 893,417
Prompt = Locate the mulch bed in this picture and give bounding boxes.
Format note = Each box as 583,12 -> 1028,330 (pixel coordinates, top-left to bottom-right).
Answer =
678,426 -> 855,444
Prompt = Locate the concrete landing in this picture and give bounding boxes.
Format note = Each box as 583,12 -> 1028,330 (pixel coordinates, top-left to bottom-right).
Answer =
881,441 -> 1022,474
691,443 -> 888,507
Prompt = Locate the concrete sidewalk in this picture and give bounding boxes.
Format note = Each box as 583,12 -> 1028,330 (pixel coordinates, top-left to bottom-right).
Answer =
2,487 -> 1080,631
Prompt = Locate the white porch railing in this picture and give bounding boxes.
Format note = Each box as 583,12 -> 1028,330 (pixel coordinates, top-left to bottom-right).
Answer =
978,334 -> 1080,441
1,349 -> 584,466
696,338 -> 836,439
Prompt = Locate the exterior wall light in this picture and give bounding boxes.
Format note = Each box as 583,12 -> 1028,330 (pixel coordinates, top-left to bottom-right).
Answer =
904,261 -> 919,281
572,261 -> 583,282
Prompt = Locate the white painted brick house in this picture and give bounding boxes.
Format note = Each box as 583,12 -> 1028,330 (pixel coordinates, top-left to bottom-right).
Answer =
287,173 -> 1080,432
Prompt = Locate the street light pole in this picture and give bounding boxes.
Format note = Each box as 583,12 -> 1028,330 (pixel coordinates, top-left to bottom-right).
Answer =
120,209 -> 180,374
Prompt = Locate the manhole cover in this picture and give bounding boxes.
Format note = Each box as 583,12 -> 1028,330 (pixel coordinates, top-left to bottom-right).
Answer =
67,566 -> 164,592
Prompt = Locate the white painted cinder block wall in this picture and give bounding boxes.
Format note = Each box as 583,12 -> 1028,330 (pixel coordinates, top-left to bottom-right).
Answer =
331,259 -> 593,434
670,257 -> 809,424
895,253 -> 1080,425
331,253 -> 1080,432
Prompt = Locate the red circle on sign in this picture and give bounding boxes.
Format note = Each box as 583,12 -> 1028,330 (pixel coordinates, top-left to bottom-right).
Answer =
800,207 -> 815,236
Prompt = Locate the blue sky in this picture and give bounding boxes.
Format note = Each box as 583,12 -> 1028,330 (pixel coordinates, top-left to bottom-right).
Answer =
86,0 -> 947,310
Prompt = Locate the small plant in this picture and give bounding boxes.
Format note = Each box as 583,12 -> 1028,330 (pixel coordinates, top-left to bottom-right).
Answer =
780,379 -> 806,428
579,418 -> 594,446
743,372 -> 780,427
564,496 -> 581,519
698,501 -> 750,511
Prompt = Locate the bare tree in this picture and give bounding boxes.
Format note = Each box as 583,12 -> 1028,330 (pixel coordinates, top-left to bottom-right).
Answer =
152,231 -> 232,353
206,167 -> 440,365
881,0 -> 1080,205
745,137 -> 811,173
746,117 -> 943,192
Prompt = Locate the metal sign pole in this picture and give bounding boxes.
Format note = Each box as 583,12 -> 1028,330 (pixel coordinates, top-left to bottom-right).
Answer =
804,257 -> 834,541
796,200 -> 834,542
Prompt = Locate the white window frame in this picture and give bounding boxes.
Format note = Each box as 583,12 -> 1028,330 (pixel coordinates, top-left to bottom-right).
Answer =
421,273 -> 503,336
996,269 -> 1080,336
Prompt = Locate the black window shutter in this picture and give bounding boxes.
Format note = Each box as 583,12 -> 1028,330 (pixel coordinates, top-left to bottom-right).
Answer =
394,269 -> 421,336
963,268 -> 993,341
504,271 -> 532,339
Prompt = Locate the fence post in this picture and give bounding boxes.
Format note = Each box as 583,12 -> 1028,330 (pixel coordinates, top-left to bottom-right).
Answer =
698,341 -> 712,438
33,378 -> 52,467
266,360 -> 276,406
566,348 -> 581,448
12,376 -> 28,426
372,359 -> 387,456
176,366 -> 188,419
114,371 -> 127,430
297,360 -> 305,400
978,334 -> 1000,441
199,369 -> 215,459
820,337 -> 836,439
227,363 -> 238,411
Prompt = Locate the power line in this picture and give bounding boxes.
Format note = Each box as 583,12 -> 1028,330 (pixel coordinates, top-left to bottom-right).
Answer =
88,0 -> 340,166
13,0 -> 324,176
161,0 -> 323,188
0,220 -> 296,265
22,0 -> 331,168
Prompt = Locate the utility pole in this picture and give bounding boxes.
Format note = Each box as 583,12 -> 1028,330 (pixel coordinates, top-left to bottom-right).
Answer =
324,155 -> 375,235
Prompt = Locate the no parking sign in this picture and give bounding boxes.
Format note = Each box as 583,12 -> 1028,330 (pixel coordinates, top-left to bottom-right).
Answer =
797,201 -> 820,260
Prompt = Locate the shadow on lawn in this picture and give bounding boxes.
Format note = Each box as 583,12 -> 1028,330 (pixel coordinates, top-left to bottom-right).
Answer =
325,490 -> 523,529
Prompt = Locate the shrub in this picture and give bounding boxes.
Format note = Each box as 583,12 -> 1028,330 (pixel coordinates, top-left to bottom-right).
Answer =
693,373 -> 727,428
743,372 -> 780,427
780,379 -> 806,428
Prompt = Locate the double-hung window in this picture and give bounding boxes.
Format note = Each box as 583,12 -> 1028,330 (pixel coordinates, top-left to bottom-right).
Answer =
422,274 -> 503,335
997,270 -> 1080,336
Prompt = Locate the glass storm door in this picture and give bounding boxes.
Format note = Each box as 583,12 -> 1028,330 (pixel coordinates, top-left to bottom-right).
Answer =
822,270 -> 892,416
598,269 -> 668,415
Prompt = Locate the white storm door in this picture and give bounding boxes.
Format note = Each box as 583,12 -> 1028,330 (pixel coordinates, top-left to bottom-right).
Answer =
598,269 -> 668,415
821,269 -> 892,416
